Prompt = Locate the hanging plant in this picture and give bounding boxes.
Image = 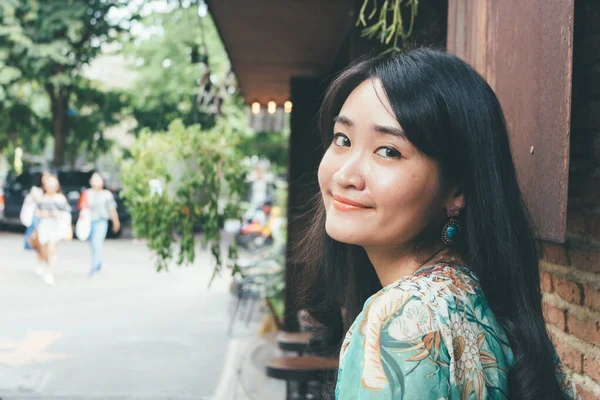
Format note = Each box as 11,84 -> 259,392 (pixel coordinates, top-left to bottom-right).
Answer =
357,0 -> 420,53
120,119 -> 247,281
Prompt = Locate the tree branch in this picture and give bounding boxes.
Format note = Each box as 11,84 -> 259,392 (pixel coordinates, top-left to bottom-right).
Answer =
45,83 -> 56,103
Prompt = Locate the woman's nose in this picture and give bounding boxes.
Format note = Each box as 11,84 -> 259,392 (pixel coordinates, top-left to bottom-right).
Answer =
332,156 -> 366,191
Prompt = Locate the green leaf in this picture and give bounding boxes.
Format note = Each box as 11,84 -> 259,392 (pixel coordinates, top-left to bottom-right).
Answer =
0,66 -> 21,84
354,0 -> 419,53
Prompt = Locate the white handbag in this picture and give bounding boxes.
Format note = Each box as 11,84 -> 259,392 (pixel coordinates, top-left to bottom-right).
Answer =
19,196 -> 36,227
76,210 -> 91,241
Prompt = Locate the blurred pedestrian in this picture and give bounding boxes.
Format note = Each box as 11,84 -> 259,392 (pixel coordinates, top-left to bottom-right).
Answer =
22,171 -> 51,251
34,174 -> 72,286
80,172 -> 120,275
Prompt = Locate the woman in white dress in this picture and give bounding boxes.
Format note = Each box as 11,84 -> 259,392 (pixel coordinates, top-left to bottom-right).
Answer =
35,175 -> 72,285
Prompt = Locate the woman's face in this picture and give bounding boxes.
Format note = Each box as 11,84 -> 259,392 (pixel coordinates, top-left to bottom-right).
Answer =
90,173 -> 104,189
41,172 -> 51,189
45,176 -> 59,194
318,79 -> 452,249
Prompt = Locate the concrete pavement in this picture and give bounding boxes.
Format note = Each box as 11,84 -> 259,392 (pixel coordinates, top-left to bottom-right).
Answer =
0,230 -> 242,399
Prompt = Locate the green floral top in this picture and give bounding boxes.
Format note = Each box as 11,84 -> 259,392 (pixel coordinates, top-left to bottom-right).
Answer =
335,264 -> 578,399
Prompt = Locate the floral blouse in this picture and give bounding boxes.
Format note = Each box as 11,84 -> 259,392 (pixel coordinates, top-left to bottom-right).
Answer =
335,264 -> 578,399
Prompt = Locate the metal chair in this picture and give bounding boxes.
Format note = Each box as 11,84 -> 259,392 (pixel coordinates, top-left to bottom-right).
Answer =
227,249 -> 284,335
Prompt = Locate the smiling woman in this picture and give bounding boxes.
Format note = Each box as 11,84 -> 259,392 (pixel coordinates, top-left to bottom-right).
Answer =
296,49 -> 578,400
319,79 -> 451,262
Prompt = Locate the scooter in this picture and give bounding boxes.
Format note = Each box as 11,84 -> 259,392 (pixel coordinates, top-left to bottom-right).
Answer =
235,203 -> 275,252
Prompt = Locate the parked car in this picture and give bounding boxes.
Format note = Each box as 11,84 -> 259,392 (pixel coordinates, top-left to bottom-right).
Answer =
0,168 -> 130,238
1,168 -> 45,228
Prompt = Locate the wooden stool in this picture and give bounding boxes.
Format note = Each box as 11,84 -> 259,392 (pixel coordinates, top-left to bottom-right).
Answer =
277,331 -> 313,356
266,356 -> 338,400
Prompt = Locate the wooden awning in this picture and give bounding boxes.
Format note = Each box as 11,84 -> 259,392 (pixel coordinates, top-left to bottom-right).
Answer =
207,0 -> 353,106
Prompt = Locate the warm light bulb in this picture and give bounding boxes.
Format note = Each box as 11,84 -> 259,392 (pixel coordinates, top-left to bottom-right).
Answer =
284,101 -> 292,113
267,101 -> 276,114
251,102 -> 261,114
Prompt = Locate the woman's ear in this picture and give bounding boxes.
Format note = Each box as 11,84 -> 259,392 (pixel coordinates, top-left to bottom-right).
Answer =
447,186 -> 465,211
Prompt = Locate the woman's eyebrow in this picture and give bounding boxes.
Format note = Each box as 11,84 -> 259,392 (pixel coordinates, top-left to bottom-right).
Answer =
373,124 -> 407,140
334,115 -> 406,140
333,115 -> 353,127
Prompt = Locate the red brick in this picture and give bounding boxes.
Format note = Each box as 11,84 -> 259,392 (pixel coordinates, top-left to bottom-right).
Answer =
569,246 -> 600,274
555,341 -> 584,373
584,355 -> 600,383
585,284 -> 600,312
567,313 -> 600,346
540,271 -> 553,293
567,312 -> 586,335
553,275 -> 584,305
543,303 -> 567,331
541,242 -> 569,266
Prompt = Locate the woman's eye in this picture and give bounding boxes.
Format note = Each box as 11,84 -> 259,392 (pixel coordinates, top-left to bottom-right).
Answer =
375,147 -> 401,159
333,133 -> 351,147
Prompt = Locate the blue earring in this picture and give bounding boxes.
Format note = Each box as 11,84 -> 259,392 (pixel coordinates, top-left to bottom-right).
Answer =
442,205 -> 462,245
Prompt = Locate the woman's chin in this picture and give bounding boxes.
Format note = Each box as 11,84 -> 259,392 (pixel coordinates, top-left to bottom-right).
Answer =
325,219 -> 367,246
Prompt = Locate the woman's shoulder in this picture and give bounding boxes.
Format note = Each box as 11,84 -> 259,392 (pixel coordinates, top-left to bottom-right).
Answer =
349,265 -> 514,393
361,264 -> 505,343
353,266 -> 474,342
383,264 -> 481,309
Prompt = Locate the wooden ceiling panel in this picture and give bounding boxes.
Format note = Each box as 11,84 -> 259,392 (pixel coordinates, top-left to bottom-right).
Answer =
207,0 -> 353,105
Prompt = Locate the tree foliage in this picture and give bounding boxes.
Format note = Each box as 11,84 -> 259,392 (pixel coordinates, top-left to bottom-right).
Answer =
120,119 -> 247,278
123,4 -> 233,133
238,131 -> 289,175
0,79 -> 48,155
0,0 -> 134,164
1,1 -> 285,281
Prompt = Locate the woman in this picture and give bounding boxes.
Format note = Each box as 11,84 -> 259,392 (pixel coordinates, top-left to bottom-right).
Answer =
80,172 -> 120,275
298,49 -> 577,399
23,171 -> 50,251
35,174 -> 72,286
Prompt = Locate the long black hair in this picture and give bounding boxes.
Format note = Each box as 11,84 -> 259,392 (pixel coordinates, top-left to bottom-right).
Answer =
296,48 -> 566,399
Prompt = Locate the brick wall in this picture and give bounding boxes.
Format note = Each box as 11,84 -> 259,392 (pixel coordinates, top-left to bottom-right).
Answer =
541,1 -> 600,399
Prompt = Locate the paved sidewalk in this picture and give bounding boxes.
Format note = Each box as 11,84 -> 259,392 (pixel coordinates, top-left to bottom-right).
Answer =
0,230 -> 231,399
213,332 -> 286,400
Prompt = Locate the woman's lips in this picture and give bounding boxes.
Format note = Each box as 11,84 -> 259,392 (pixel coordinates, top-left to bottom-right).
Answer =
332,195 -> 373,212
